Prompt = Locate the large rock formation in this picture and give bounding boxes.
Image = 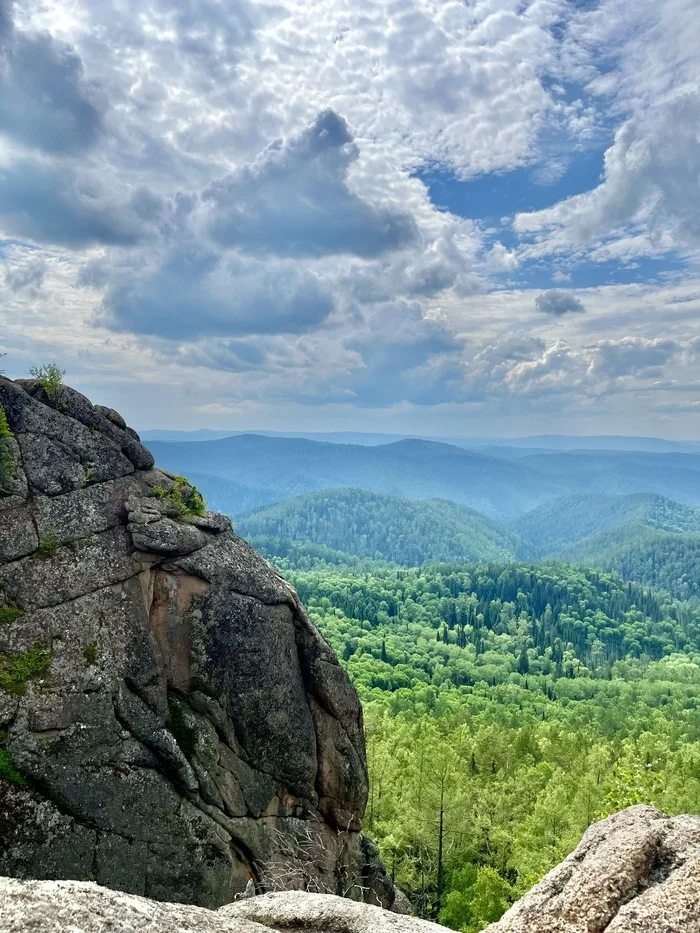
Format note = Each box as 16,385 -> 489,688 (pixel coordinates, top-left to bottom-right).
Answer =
0,376 -> 394,908
486,805 -> 700,933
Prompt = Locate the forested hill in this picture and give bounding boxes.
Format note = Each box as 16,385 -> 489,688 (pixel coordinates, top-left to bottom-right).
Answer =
237,488 -> 522,565
561,526 -> 700,600
513,493 -> 700,598
514,492 -> 700,555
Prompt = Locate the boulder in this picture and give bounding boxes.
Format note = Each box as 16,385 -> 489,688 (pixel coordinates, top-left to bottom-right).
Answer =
0,377 -> 397,910
485,805 -> 700,933
0,878 -> 451,932
225,891 -> 448,931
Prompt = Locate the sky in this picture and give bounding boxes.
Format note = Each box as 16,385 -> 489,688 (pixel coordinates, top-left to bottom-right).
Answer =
0,0 -> 699,437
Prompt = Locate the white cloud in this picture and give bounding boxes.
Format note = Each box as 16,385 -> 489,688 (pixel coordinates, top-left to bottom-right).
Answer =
513,0 -> 700,261
1,0 -> 699,434
515,92 -> 700,254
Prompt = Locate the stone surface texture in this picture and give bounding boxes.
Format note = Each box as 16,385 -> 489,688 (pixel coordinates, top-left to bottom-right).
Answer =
0,377 -> 395,909
0,878 -> 450,932
485,805 -> 700,933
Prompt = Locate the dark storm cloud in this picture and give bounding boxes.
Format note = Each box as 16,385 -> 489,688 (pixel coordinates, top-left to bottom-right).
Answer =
203,110 -> 419,259
0,0 -> 103,154
535,289 -> 586,316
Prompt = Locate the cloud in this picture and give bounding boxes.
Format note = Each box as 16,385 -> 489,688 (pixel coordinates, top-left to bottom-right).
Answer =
496,336 -> 684,400
590,337 -> 680,379
89,110 -> 458,342
0,161 -> 148,247
2,0 -> 699,434
3,256 -> 46,293
92,245 -> 335,340
0,0 -> 102,154
516,93 -> 700,252
203,110 -> 418,259
535,290 -> 586,316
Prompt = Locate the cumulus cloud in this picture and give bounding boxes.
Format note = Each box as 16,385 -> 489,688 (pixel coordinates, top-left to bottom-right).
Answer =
0,161 -> 150,247
203,110 -> 418,259
514,0 -> 700,263
535,289 -> 586,316
492,336 -> 685,400
90,110 -> 459,342
0,0 -> 102,154
515,93 -> 700,252
589,337 -> 680,380
91,246 -> 334,340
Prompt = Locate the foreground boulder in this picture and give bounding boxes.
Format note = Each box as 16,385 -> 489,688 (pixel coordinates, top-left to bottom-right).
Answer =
0,879 -> 448,932
486,805 -> 700,932
0,377 -> 394,908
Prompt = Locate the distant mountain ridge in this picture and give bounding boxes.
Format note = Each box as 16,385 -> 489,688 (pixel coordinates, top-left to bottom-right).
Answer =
149,434 -> 555,520
149,433 -> 700,521
143,428 -> 700,454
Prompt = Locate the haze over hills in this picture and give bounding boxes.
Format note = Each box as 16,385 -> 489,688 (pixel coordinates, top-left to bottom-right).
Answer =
185,472 -> 285,517
149,435 -> 556,520
512,493 -> 700,556
150,433 -> 700,521
143,428 -> 700,454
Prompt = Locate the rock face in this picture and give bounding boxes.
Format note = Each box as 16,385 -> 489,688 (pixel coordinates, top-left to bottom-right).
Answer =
0,377 -> 394,908
486,805 -> 700,933
0,879 -> 449,932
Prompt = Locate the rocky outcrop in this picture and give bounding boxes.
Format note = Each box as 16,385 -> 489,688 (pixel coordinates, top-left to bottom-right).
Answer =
486,805 -> 700,932
0,878 -> 449,932
0,377 -> 395,908
226,891 -> 446,930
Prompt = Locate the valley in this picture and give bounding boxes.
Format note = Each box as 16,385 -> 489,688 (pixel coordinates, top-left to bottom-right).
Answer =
148,430 -> 700,927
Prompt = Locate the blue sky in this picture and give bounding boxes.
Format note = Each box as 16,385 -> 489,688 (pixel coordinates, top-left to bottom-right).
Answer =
1,0 -> 699,437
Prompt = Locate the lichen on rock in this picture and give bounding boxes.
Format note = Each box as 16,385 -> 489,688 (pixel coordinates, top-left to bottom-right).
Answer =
0,375 -> 397,910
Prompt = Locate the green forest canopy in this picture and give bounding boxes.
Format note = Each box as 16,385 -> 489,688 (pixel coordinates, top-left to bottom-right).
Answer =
258,544 -> 700,931
238,488 -> 522,565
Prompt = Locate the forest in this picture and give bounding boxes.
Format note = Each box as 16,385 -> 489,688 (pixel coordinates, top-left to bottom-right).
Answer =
241,487 -> 700,600
252,542 -> 700,930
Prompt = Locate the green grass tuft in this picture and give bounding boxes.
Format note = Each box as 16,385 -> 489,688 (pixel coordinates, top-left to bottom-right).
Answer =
0,403 -> 15,486
32,535 -> 58,559
0,644 -> 52,695
0,749 -> 26,785
28,363 -> 66,406
0,607 -> 23,627
84,643 -> 97,666
151,475 -> 206,520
